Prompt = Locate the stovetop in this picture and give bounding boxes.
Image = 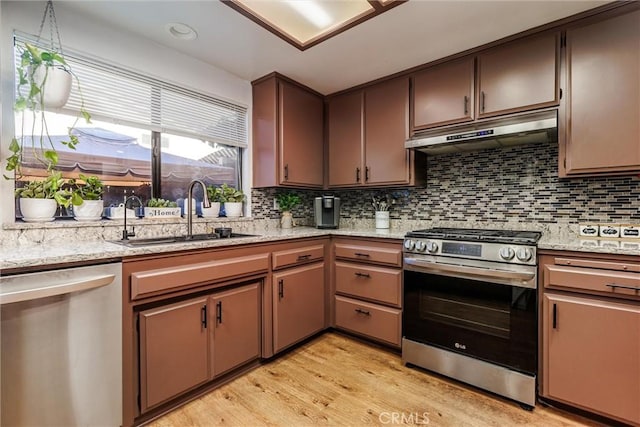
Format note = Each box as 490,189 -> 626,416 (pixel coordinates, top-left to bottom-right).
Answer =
406,227 -> 542,245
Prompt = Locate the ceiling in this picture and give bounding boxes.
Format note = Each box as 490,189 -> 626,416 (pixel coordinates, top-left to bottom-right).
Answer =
58,0 -> 609,95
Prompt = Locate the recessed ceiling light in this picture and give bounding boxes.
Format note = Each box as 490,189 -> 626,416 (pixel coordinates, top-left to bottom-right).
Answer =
166,22 -> 198,40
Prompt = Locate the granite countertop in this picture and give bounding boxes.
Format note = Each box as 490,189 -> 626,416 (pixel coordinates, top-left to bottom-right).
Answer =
0,225 -> 637,271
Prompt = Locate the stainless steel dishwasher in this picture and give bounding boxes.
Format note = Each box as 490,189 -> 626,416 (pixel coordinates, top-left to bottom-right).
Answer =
1,262 -> 122,426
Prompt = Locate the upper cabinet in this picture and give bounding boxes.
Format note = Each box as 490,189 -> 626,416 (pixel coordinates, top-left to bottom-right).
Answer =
253,73 -> 324,188
411,33 -> 559,133
560,9 -> 640,177
329,77 -> 422,188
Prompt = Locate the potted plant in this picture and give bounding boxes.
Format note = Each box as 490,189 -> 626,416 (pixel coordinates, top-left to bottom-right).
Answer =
144,198 -> 181,219
276,192 -> 301,229
203,185 -> 223,218
220,183 -> 245,217
68,174 -> 104,221
15,170 -> 72,222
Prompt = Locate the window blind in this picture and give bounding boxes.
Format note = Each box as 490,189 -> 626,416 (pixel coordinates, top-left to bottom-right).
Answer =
14,32 -> 248,148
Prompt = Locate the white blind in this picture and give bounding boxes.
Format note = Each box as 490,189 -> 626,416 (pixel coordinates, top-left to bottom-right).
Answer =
14,32 -> 248,148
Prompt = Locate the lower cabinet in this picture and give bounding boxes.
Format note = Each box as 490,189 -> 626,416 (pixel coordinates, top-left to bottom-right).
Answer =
542,293 -> 640,425
335,296 -> 401,346
138,282 -> 261,413
272,263 -> 325,353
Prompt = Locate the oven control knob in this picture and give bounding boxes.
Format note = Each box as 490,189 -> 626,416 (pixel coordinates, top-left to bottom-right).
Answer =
404,239 -> 415,251
499,246 -> 515,260
415,241 -> 427,252
426,241 -> 439,253
516,248 -> 532,262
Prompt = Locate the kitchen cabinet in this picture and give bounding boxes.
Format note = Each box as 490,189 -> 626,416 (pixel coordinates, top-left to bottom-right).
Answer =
333,238 -> 403,347
411,33 -> 558,132
328,77 -> 421,188
139,297 -> 209,412
253,73 -> 324,188
209,283 -> 260,378
540,252 -> 640,425
560,9 -> 640,177
272,246 -> 326,353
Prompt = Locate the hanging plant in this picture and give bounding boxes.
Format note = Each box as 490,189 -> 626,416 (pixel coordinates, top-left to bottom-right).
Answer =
5,0 -> 91,180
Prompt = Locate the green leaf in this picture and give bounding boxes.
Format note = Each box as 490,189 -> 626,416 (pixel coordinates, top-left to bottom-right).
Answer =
25,44 -> 42,65
51,53 -> 66,65
71,193 -> 84,206
41,51 -> 53,62
29,83 -> 41,98
14,97 -> 27,111
44,150 -> 59,167
81,109 -> 92,123
9,138 -> 20,153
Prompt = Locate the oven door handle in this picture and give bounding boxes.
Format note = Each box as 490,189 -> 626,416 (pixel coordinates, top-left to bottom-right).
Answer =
404,257 -> 536,289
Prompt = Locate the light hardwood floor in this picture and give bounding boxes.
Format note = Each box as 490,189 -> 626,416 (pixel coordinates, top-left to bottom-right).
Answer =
150,332 -> 597,427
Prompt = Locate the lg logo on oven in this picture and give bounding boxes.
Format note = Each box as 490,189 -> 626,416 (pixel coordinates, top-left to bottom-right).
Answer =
454,342 -> 467,350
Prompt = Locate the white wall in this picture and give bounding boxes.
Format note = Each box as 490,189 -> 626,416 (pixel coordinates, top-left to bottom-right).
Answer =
0,0 -> 253,224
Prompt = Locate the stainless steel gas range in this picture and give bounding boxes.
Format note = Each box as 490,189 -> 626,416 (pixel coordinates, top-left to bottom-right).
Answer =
401,227 -> 542,408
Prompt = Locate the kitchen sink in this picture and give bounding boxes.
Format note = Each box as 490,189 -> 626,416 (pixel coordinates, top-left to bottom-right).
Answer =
111,232 -> 257,247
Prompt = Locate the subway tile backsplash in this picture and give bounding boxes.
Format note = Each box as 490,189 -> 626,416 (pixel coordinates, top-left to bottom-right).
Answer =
252,142 -> 640,224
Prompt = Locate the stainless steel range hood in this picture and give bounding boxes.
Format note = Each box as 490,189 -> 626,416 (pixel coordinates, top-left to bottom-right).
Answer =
405,109 -> 558,155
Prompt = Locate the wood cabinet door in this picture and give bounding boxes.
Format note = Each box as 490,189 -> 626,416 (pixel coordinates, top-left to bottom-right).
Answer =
542,294 -> 640,425
365,77 -> 411,186
272,263 -> 325,353
279,81 -> 324,187
563,10 -> 640,176
139,297 -> 209,412
210,283 -> 260,378
477,33 -> 559,118
412,57 -> 475,130
328,91 -> 364,187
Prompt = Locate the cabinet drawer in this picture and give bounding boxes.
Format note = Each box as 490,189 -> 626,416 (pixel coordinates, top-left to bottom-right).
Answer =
272,245 -> 324,270
131,253 -> 269,299
544,264 -> 640,299
335,262 -> 401,307
335,296 -> 401,346
334,243 -> 402,267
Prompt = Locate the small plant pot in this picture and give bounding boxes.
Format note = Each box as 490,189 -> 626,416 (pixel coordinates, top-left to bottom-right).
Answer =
19,198 -> 57,222
201,202 -> 221,218
375,211 -> 390,229
224,202 -> 243,217
73,200 -> 104,221
32,65 -> 72,108
281,211 -> 293,229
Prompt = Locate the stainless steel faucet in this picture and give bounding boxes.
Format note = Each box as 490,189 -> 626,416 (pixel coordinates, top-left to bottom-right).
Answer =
186,179 -> 211,239
121,195 -> 142,240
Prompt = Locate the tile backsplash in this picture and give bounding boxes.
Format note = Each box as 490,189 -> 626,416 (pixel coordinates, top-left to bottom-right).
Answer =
252,142 -> 640,224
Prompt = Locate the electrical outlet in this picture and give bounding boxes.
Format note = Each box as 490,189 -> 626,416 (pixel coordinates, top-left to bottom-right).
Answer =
273,198 -> 280,210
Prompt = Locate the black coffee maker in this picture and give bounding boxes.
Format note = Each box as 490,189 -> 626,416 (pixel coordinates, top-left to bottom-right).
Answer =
314,196 -> 340,229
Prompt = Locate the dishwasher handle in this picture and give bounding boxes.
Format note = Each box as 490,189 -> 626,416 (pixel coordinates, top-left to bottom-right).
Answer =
1,274 -> 116,305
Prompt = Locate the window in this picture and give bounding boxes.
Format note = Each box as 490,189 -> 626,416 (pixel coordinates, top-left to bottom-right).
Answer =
13,32 -> 247,218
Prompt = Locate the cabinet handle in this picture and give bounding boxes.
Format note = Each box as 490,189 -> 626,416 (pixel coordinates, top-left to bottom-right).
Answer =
355,308 -> 370,316
552,303 -> 557,329
354,252 -> 370,257
356,167 -> 361,183
463,95 -> 469,115
284,164 -> 289,181
606,283 -> 640,293
278,279 -> 284,299
365,166 -> 370,182
354,272 -> 371,278
481,91 -> 486,112
201,305 -> 208,329
297,254 -> 311,261
216,301 -> 222,324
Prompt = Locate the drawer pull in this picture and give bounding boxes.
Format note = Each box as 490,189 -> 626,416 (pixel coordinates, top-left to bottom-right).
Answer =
355,308 -> 371,316
216,301 -> 223,324
278,279 -> 284,299
606,283 -> 640,293
297,254 -> 311,261
552,303 -> 557,329
354,252 -> 370,258
354,272 -> 371,278
201,305 -> 208,329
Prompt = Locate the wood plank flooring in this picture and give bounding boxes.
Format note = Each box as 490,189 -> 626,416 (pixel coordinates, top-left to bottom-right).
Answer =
149,332 -> 597,427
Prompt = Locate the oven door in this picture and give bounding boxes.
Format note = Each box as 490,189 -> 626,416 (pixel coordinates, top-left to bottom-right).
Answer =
403,257 -> 537,375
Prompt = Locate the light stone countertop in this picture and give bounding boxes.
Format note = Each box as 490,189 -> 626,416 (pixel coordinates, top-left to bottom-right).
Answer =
0,223 -> 637,271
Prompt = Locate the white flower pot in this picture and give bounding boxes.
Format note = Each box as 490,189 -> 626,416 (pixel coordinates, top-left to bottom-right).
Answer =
201,202 -> 221,218
375,211 -> 390,229
73,200 -> 104,221
280,211 -> 293,229
224,202 -> 243,217
32,65 -> 72,108
19,198 -> 57,222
